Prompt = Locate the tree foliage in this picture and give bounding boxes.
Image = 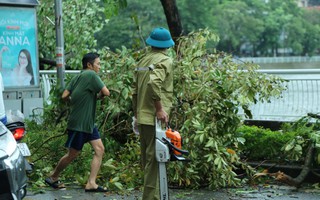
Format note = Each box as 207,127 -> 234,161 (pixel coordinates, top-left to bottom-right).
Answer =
177,0 -> 218,33
213,1 -> 264,55
94,0 -> 320,56
37,0 -> 124,69
95,0 -> 167,51
27,29 -> 286,190
31,0 -> 290,192
166,29 -> 285,188
301,8 -> 320,55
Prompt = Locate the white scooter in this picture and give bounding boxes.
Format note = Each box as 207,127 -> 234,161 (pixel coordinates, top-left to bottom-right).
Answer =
0,121 -> 31,200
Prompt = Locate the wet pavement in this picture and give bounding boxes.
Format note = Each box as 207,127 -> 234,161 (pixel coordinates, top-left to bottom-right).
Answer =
24,184 -> 320,200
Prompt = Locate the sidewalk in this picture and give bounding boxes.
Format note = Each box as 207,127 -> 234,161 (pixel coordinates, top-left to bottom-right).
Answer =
25,184 -> 320,200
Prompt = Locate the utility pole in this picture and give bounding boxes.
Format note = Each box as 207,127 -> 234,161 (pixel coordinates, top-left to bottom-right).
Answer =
54,0 -> 65,88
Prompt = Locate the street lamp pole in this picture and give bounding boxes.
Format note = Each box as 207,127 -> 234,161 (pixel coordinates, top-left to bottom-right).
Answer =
54,0 -> 65,89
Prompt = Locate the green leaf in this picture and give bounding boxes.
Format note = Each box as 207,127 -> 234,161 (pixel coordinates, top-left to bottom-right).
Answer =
121,88 -> 129,99
113,182 -> 123,190
205,139 -> 214,147
199,134 -> 204,143
214,157 -> 221,167
285,144 -> 293,151
205,154 -> 213,162
110,177 -> 120,183
236,137 -> 246,144
294,145 -> 302,151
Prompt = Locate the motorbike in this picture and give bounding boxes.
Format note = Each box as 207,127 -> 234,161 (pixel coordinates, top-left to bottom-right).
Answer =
0,121 -> 31,200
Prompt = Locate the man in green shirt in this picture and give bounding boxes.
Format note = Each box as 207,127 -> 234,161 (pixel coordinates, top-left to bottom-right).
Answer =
132,27 -> 175,200
45,52 -> 110,192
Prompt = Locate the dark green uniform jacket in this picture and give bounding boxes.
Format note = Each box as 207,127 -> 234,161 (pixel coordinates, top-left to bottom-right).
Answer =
132,48 -> 173,126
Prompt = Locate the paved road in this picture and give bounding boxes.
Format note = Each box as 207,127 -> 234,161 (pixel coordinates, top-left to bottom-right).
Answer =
24,184 -> 320,200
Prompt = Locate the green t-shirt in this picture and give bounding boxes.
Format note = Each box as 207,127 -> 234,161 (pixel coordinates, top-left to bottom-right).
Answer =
66,70 -> 104,133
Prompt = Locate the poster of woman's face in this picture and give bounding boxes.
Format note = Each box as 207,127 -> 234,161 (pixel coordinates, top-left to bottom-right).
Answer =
0,7 -> 39,88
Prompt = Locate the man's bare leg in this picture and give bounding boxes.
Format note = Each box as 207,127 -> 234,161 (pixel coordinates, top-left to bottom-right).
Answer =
85,139 -> 105,190
50,148 -> 80,181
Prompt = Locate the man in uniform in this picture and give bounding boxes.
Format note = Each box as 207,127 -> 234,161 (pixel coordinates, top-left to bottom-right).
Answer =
132,27 -> 175,200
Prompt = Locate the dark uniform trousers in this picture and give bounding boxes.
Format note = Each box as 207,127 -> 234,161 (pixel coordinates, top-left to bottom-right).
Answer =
139,124 -> 160,200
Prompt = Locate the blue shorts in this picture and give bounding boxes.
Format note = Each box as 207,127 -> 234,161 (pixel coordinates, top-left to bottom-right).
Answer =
65,127 -> 101,151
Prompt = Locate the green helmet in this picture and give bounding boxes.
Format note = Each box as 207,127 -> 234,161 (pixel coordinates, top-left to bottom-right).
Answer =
146,27 -> 175,48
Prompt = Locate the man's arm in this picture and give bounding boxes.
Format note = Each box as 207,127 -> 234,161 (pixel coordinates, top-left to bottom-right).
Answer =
154,100 -> 168,123
62,89 -> 71,101
98,86 -> 110,99
0,46 -> 9,71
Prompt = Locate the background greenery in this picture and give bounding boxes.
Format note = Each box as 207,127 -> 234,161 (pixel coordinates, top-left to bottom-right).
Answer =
95,0 -> 320,57
27,29 -> 286,190
237,116 -> 320,167
37,0 -> 320,71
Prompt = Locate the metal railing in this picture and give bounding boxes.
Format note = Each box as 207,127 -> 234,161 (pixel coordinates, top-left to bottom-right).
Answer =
40,69 -> 320,121
235,56 -> 320,64
239,69 -> 320,121
39,70 -> 80,104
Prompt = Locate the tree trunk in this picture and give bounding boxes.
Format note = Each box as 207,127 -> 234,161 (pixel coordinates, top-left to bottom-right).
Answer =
271,142 -> 315,188
253,142 -> 316,188
159,0 -> 183,43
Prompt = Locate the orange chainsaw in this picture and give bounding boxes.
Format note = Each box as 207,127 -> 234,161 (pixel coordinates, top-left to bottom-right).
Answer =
164,128 -> 189,159
155,120 -> 189,200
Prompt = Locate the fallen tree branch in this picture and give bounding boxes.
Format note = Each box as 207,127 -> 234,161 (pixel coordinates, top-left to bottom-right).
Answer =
31,131 -> 66,157
253,142 -> 315,188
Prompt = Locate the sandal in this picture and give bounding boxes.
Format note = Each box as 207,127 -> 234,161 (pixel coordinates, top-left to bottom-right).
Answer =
85,185 -> 108,193
45,177 -> 66,189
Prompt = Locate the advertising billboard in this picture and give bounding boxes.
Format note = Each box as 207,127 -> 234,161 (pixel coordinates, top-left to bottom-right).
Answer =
0,6 -> 39,88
